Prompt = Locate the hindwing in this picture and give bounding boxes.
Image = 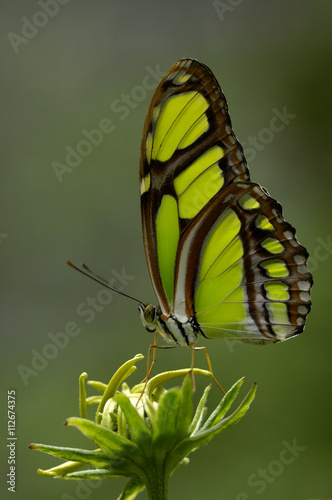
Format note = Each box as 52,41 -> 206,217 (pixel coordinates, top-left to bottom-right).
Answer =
173,181 -> 311,342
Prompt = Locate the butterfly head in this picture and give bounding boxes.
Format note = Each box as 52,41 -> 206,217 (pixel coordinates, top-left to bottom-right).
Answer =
138,303 -> 158,333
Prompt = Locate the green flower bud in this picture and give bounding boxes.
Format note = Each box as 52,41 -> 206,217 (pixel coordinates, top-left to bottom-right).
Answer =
29,354 -> 256,500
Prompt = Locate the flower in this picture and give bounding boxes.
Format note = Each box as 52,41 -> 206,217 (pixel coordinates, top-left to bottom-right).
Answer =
29,354 -> 257,500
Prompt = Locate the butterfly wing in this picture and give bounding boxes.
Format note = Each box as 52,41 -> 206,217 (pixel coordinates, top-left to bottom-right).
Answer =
139,58 -> 312,343
140,58 -> 249,317
173,181 -> 312,342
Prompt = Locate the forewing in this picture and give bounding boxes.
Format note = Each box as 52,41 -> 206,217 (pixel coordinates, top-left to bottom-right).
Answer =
139,58 -> 249,316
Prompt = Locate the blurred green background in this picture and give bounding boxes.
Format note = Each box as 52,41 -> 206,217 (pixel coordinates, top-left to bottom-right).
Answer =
1,1 -> 331,499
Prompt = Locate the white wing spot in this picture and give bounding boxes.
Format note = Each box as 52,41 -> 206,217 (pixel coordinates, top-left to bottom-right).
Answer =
297,264 -> 309,275
299,280 -> 311,291
294,254 -> 306,265
299,291 -> 310,302
298,305 -> 309,315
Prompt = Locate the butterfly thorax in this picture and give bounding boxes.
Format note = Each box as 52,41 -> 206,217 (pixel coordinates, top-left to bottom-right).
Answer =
138,303 -> 198,346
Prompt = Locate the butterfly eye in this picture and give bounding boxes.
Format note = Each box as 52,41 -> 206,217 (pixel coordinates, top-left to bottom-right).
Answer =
138,303 -> 157,332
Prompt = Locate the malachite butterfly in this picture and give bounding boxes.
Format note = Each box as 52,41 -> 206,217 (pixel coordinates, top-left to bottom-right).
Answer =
137,58 -> 313,346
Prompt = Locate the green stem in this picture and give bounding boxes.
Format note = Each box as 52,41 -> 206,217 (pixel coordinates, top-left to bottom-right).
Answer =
143,462 -> 168,500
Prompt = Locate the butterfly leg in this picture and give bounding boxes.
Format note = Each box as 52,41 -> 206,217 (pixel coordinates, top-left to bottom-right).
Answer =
189,343 -> 198,392
142,331 -> 159,384
142,332 -> 179,384
190,344 -> 226,395
137,333 -> 178,406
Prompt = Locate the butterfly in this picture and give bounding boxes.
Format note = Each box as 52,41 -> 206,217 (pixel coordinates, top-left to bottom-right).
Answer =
137,57 -> 312,347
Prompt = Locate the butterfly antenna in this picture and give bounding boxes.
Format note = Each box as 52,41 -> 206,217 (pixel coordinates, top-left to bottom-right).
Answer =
81,262 -> 112,286
66,260 -> 143,305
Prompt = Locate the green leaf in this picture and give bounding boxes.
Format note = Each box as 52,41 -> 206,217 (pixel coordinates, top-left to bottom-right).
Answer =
95,354 -> 144,423
79,372 -> 88,419
62,468 -> 124,479
116,393 -> 152,453
87,380 -> 108,392
202,377 -> 245,430
117,478 -> 145,500
176,374 -> 193,440
189,384 -> 211,435
100,397 -> 118,430
170,382 -> 257,468
86,395 -> 102,406
65,417 -> 141,459
153,389 -> 182,459
141,393 -> 157,424
29,443 -> 111,468
146,368 -> 213,400
36,460 -> 85,477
